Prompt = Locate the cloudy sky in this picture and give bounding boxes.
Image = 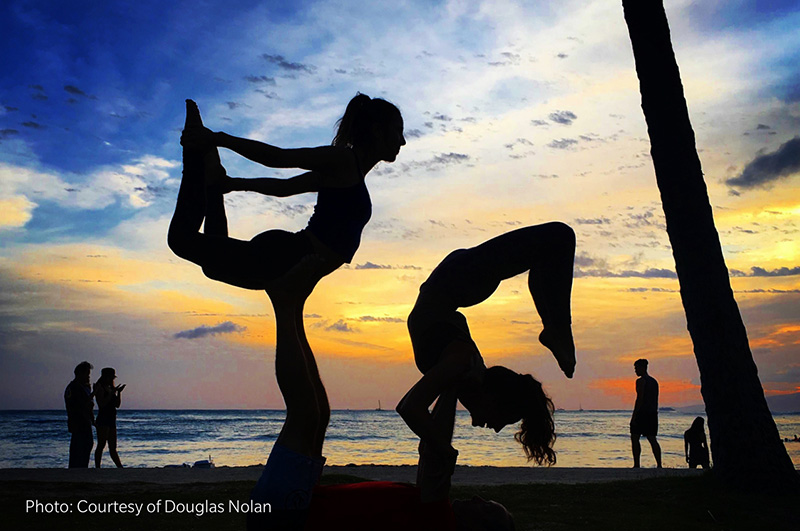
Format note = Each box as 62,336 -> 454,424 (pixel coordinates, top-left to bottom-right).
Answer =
1,0 -> 799,411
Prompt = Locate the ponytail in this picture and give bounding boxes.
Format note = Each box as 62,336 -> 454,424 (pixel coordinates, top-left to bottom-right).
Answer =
333,92 -> 401,148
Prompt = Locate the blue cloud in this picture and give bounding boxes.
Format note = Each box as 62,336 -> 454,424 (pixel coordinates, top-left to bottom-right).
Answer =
727,136 -> 800,189
174,321 -> 246,339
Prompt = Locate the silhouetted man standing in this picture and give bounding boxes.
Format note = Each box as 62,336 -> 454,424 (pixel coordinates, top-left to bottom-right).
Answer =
630,358 -> 662,468
65,361 -> 95,468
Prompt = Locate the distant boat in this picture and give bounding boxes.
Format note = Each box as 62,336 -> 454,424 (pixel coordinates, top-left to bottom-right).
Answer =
193,454 -> 215,469
376,400 -> 383,411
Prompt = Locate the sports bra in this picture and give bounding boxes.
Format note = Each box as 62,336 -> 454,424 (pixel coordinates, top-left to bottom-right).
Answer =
305,151 -> 371,263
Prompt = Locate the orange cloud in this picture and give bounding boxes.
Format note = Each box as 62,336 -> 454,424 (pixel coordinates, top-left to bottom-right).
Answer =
750,324 -> 800,349
591,377 -> 701,405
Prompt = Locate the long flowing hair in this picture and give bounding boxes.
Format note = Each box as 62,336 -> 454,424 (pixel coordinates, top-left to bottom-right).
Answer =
484,366 -> 557,465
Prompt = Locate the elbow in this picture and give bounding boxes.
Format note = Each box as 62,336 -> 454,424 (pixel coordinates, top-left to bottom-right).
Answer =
396,401 -> 412,421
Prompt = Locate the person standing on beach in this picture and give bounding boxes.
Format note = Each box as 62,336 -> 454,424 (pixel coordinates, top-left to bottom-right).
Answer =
684,416 -> 710,469
64,361 -> 94,468
630,358 -> 662,468
93,367 -> 126,468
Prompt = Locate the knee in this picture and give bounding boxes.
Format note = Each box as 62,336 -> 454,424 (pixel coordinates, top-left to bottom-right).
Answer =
547,221 -> 576,247
167,229 -> 189,259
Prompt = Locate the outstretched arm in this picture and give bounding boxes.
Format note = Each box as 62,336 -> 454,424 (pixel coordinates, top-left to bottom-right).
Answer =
224,171 -> 321,197
214,132 -> 353,176
181,126 -> 355,180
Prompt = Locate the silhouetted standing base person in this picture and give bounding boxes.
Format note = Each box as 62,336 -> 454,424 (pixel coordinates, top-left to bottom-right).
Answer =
630,358 -> 662,468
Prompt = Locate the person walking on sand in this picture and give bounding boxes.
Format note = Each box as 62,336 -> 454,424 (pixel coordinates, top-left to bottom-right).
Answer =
630,358 -> 662,468
93,367 -> 125,468
397,223 -> 577,478
65,361 -> 95,468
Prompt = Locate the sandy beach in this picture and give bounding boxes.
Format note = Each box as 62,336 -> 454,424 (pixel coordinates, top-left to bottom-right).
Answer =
3,465 -> 796,531
0,464 -> 702,485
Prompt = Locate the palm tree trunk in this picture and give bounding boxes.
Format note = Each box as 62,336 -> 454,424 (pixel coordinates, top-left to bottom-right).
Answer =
621,0 -> 797,487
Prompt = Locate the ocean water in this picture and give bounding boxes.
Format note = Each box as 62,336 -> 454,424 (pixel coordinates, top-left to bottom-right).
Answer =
1,409 -> 798,470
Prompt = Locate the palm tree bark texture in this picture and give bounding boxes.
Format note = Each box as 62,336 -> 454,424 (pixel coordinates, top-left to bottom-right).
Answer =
621,0 -> 797,487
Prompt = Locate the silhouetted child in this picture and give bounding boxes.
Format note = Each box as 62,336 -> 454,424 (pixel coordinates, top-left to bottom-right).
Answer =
684,416 -> 710,469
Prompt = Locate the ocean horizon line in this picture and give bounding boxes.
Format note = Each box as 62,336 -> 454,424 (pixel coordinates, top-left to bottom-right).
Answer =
0,407 -> 693,413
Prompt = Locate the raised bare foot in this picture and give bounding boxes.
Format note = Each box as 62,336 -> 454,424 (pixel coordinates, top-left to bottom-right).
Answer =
539,326 -> 576,378
185,99 -> 203,129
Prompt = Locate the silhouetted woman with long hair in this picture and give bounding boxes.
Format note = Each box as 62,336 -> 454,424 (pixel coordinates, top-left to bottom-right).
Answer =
397,223 -> 576,479
93,367 -> 125,468
684,416 -> 710,469
169,93 -> 405,293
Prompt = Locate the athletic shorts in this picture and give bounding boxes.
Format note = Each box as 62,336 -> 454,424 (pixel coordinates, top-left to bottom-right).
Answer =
247,443 -> 326,530
630,412 -> 659,437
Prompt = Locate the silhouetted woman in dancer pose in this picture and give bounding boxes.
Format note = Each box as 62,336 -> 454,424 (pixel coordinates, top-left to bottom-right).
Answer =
168,93 -> 405,292
397,223 -> 576,475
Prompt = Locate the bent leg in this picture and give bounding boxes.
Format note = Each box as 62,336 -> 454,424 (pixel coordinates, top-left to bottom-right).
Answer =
527,223 -> 576,377
457,223 -> 576,376
168,100 -> 212,263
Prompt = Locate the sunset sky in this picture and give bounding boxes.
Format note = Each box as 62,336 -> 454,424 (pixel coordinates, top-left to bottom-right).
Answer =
1,0 -> 799,411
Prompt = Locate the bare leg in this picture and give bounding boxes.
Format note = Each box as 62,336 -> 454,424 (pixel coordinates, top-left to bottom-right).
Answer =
526,222 -> 576,377
167,100 -> 208,265
271,258 -> 330,458
168,101 -> 284,290
631,434 -> 641,468
95,427 -> 108,468
294,303 -> 330,456
647,435 -> 662,468
107,425 -> 123,468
